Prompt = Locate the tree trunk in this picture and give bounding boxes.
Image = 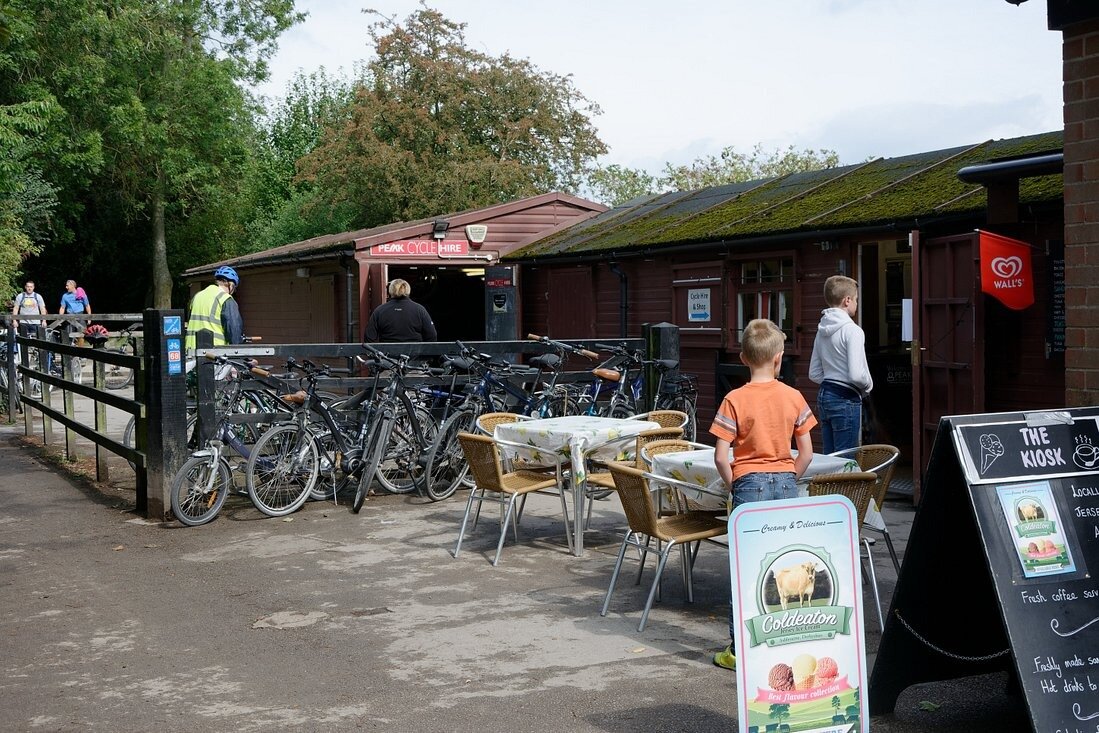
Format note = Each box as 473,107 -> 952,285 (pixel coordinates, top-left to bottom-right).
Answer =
151,191 -> 172,308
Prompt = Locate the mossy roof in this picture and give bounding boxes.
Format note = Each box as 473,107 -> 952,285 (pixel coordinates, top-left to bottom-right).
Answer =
509,131 -> 1063,260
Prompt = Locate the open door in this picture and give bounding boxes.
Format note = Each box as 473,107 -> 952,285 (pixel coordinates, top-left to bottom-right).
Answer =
910,231 -> 984,501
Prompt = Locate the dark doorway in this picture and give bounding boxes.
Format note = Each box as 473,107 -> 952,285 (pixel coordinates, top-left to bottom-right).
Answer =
388,266 -> 485,341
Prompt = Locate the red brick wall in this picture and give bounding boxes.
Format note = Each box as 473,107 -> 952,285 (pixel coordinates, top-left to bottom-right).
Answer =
1063,18 -> 1099,406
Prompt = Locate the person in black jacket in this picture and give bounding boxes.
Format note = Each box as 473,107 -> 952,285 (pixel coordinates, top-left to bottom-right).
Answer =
363,279 -> 437,343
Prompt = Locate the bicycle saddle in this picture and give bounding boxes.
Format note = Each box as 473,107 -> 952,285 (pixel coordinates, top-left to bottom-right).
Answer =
280,390 -> 307,405
592,368 -> 621,382
529,353 -> 560,370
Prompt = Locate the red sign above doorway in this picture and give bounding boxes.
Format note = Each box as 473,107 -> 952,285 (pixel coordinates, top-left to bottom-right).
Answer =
979,230 -> 1035,310
369,239 -> 470,257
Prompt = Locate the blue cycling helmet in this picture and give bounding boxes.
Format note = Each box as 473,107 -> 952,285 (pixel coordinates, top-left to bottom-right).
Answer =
213,265 -> 239,285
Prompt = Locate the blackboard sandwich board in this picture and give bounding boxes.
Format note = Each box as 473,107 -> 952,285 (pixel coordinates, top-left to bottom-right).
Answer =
870,407 -> 1099,733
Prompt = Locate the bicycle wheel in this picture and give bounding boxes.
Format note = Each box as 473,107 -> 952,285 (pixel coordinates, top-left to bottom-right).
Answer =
105,342 -> 134,390
376,402 -> 436,494
246,424 -> 318,517
171,455 -> 231,526
607,398 -> 636,420
545,389 -> 577,418
420,408 -> 477,502
353,417 -> 391,513
668,396 -> 698,441
123,416 -> 137,470
308,430 -> 354,501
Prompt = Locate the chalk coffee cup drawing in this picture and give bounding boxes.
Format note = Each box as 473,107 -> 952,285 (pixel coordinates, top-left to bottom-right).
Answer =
1073,442 -> 1099,469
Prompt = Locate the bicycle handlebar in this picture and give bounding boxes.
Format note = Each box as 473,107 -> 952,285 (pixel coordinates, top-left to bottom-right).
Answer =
526,333 -> 599,360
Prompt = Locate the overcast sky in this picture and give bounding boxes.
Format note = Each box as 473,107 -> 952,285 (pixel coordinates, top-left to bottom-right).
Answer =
256,0 -> 1063,173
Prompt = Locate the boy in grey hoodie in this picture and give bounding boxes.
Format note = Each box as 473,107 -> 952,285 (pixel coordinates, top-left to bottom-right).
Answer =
808,275 -> 873,453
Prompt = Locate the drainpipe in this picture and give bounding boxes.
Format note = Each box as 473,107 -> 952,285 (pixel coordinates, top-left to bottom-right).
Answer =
608,262 -> 627,338
341,255 -> 357,343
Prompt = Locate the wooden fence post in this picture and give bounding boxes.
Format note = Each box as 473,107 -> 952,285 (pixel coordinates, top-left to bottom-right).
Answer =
141,309 -> 187,519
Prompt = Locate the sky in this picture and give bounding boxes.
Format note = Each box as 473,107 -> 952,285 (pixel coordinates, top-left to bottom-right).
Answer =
255,0 -> 1064,174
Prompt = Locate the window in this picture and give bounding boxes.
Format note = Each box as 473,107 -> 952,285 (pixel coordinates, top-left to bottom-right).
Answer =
731,256 -> 795,343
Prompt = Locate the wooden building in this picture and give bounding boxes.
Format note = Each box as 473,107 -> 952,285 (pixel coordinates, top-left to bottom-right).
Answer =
507,132 -> 1066,491
183,193 -> 605,345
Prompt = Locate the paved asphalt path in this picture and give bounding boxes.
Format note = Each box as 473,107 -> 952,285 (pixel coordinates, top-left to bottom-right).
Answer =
0,418 -> 1032,732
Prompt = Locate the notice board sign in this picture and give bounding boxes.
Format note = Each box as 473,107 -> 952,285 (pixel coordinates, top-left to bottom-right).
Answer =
870,408 -> 1099,732
730,495 -> 869,733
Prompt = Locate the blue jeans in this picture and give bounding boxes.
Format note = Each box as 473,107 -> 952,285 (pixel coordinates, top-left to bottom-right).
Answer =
727,471 -> 799,645
817,382 -> 862,454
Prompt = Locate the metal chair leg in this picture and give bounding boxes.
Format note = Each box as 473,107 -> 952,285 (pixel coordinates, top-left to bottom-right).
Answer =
557,485 -> 574,554
493,494 -> 518,566
635,535 -> 652,586
453,487 -> 480,558
601,530 -> 633,617
881,528 -> 901,574
681,543 -> 694,603
861,538 -> 885,629
639,541 -> 675,632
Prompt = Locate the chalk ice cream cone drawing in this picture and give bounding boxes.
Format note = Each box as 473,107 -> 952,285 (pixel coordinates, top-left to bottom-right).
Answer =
979,433 -> 1005,474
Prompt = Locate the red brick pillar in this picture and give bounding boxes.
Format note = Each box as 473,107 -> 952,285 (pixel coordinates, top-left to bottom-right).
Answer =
1063,18 -> 1099,406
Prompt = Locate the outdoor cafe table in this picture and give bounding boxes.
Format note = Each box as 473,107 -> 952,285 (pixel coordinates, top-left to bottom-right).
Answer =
648,448 -> 860,512
493,415 -> 660,556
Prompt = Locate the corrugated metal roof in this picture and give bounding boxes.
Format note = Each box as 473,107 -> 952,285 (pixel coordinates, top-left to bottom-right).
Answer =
509,131 -> 1063,260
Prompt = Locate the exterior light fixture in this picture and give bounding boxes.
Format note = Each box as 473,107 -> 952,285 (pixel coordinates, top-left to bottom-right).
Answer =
432,220 -> 450,239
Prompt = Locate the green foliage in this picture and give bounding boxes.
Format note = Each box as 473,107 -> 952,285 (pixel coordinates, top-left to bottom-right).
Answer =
0,0 -> 303,307
586,144 -> 842,206
238,69 -> 356,252
298,3 -> 607,228
585,164 -> 658,208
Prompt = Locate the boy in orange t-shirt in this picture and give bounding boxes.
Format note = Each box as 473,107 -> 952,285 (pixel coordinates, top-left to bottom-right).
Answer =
709,318 -> 818,671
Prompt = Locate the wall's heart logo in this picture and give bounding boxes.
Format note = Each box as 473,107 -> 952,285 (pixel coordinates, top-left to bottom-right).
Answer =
991,256 -> 1023,279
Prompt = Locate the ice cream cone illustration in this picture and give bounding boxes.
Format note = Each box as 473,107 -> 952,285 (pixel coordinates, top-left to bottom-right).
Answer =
979,433 -> 1005,474
792,653 -> 817,690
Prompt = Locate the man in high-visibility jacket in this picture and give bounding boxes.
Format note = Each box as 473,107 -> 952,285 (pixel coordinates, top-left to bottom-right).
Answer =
185,265 -> 244,353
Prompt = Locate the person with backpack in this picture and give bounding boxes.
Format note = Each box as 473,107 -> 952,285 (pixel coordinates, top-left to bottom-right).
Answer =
11,280 -> 47,337
59,279 -> 92,345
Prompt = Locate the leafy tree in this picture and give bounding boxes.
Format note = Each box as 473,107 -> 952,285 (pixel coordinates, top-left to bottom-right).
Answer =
585,164 -> 657,208
768,703 -> 791,726
298,3 -> 607,228
1,0 -> 303,307
0,3 -> 59,290
832,695 -> 842,716
585,144 -> 842,206
242,69 -> 356,253
661,143 -> 840,191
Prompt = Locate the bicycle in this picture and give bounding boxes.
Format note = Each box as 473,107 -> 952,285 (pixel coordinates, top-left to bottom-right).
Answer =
259,354 -> 407,505
349,345 -> 439,512
44,322 -> 83,386
418,340 -> 574,502
102,323 -> 141,390
569,342 -> 645,418
570,342 -> 698,438
0,328 -> 20,414
170,355 -> 304,525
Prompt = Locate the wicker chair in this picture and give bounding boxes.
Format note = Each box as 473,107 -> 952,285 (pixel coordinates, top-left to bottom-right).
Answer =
829,444 -> 901,572
585,427 -> 685,491
638,438 -> 714,515
453,432 -> 572,566
475,412 -> 527,435
629,410 -> 689,431
807,471 -> 884,629
600,462 -> 728,631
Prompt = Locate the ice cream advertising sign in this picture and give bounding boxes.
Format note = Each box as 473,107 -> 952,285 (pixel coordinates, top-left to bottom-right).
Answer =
955,415 -> 1099,484
729,496 -> 869,733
